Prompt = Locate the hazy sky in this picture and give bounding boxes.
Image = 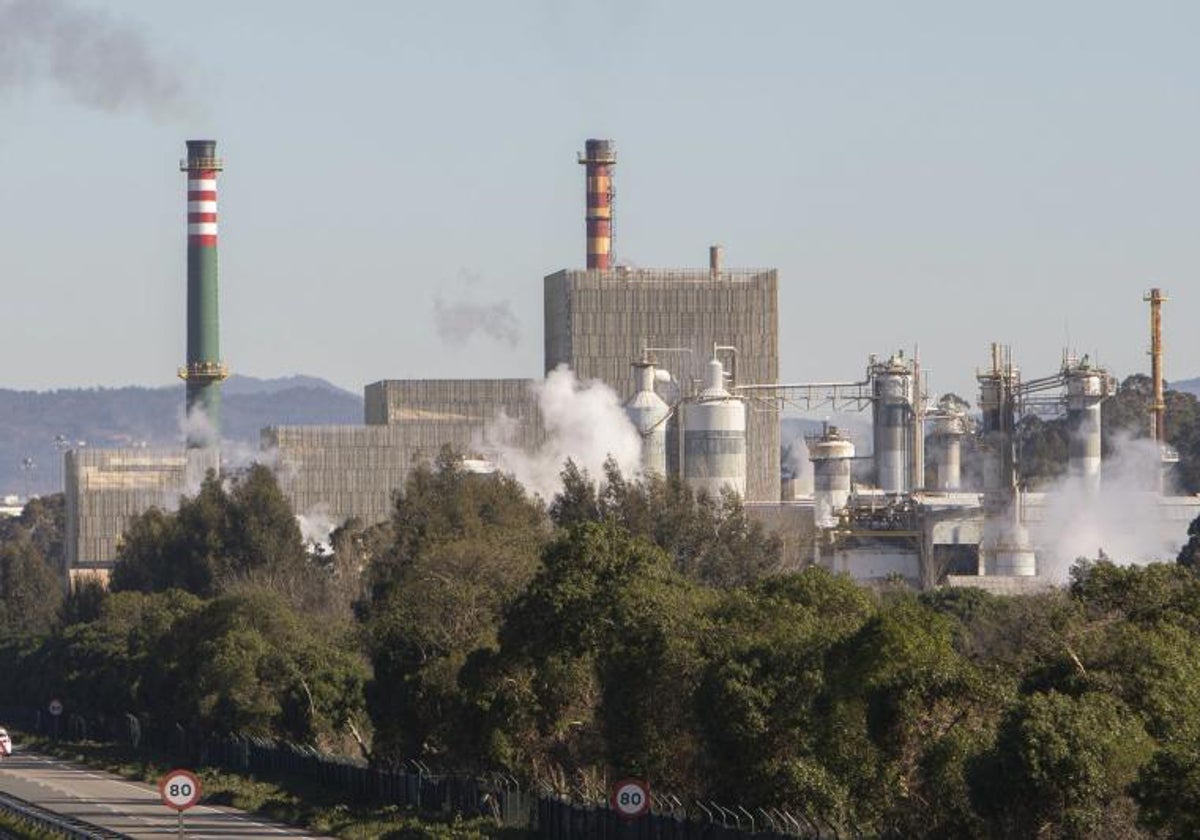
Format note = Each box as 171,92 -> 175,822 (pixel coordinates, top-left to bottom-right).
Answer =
2,0 -> 1197,405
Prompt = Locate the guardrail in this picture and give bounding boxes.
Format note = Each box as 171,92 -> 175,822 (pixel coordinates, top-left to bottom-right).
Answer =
0,789 -> 126,839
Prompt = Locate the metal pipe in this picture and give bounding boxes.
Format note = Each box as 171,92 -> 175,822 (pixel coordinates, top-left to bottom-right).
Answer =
577,139 -> 615,269
177,140 -> 229,448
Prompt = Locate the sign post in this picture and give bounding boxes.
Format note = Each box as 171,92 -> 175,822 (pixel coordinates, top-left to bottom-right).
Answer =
611,778 -> 651,820
48,699 -> 62,741
159,769 -> 202,839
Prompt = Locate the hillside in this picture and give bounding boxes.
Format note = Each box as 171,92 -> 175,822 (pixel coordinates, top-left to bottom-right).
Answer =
1,375 -> 363,497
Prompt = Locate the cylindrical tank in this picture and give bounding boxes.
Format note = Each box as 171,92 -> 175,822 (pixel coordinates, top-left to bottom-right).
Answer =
578,139 -> 616,269
982,502 -> 1037,576
977,373 -> 1008,493
929,413 -> 966,491
808,426 -> 855,526
1066,366 -> 1103,494
871,354 -> 912,493
681,359 -> 747,498
624,359 -> 671,477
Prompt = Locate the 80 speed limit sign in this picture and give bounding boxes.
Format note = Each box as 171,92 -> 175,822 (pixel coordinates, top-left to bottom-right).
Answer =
159,769 -> 202,811
611,778 -> 650,819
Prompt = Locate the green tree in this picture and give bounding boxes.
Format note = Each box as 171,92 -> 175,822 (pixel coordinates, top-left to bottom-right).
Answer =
163,588 -> 368,744
480,520 -> 711,790
0,536 -> 62,637
551,460 -> 782,586
110,465 -> 323,609
363,450 -> 549,765
973,690 -> 1152,838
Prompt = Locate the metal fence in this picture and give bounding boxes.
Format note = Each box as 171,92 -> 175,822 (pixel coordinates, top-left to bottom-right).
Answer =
1,706 -> 814,838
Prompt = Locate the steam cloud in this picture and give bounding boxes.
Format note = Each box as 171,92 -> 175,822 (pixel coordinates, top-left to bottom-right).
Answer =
0,0 -> 189,118
1036,433 -> 1181,582
433,296 -> 521,348
486,365 -> 642,500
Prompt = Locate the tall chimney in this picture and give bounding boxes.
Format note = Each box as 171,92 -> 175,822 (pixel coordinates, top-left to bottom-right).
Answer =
709,244 -> 723,274
1146,288 -> 1167,444
578,139 -> 616,269
178,140 -> 229,448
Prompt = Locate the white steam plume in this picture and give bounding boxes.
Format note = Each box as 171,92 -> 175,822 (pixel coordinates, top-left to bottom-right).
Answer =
178,404 -> 281,495
1036,432 -> 1181,582
0,0 -> 190,119
485,365 -> 641,500
433,296 -> 521,348
296,504 -> 337,553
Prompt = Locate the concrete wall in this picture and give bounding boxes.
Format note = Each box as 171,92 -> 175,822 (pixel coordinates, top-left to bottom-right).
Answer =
271,378 -> 545,529
544,268 -> 780,501
64,447 -> 217,580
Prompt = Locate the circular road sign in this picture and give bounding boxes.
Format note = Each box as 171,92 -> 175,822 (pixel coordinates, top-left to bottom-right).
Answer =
611,778 -> 651,819
159,769 -> 202,811
48,699 -> 63,717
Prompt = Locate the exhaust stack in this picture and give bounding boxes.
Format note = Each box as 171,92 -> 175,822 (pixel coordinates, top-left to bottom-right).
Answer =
178,140 -> 229,448
578,139 -> 616,269
1146,288 -> 1166,444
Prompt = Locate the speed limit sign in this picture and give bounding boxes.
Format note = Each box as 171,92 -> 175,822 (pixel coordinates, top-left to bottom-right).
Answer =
611,778 -> 650,819
159,769 -> 202,811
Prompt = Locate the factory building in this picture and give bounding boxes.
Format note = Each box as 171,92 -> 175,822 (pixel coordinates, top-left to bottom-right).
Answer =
268,379 -> 543,527
60,136 -> 1200,598
63,447 -> 217,586
544,265 -> 779,500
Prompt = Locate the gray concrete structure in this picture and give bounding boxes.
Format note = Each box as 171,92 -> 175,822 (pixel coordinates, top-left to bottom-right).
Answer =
544,267 -> 779,501
269,379 -> 544,529
64,447 -> 218,586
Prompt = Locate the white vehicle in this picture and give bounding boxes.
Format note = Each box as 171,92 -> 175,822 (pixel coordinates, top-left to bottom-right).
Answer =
0,729 -> 11,757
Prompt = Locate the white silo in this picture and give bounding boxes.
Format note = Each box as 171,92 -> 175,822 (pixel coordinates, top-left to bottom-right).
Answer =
681,358 -> 747,499
624,356 -> 671,476
808,425 -> 855,526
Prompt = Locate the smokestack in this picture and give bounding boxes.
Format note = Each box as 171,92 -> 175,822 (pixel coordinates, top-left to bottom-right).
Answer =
709,244 -> 723,274
177,140 -> 229,448
578,139 -> 616,269
1145,288 -> 1166,444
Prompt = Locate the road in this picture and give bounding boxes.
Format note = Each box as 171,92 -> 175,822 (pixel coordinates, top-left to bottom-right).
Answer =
0,749 -> 330,838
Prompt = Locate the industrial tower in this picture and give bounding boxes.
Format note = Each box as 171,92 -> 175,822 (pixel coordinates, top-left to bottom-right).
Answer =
178,139 -> 229,448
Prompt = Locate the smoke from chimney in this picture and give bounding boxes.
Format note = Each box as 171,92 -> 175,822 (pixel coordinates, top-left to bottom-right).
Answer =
433,296 -> 521,348
0,0 -> 189,119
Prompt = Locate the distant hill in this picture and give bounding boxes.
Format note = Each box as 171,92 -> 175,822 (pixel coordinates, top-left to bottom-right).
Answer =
1169,377 -> 1200,397
1,376 -> 363,497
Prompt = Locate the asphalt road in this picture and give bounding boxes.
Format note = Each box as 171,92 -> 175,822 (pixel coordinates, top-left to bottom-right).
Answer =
0,749 -> 330,838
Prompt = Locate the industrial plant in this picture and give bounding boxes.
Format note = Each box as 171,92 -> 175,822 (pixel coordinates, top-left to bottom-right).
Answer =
62,138 -> 1200,593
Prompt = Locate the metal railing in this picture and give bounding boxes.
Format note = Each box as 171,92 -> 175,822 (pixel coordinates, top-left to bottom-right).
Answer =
0,789 -> 125,839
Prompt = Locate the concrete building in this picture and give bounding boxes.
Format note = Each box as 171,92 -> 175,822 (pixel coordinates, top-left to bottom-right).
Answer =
267,379 -> 543,528
544,266 -> 780,501
63,447 -> 217,586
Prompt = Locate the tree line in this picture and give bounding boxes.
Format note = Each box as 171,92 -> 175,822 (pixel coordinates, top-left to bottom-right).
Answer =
1,451 -> 1200,836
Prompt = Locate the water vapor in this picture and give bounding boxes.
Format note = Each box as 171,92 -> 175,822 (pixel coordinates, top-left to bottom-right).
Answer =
486,365 -> 641,500
0,0 -> 189,119
1036,433 -> 1181,581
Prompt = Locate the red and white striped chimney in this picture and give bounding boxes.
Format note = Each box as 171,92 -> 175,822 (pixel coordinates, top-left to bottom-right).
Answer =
578,139 -> 616,269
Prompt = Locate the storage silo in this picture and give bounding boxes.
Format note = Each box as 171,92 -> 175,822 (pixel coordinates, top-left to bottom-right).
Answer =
624,355 -> 671,477
681,358 -> 747,498
808,425 -> 855,526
